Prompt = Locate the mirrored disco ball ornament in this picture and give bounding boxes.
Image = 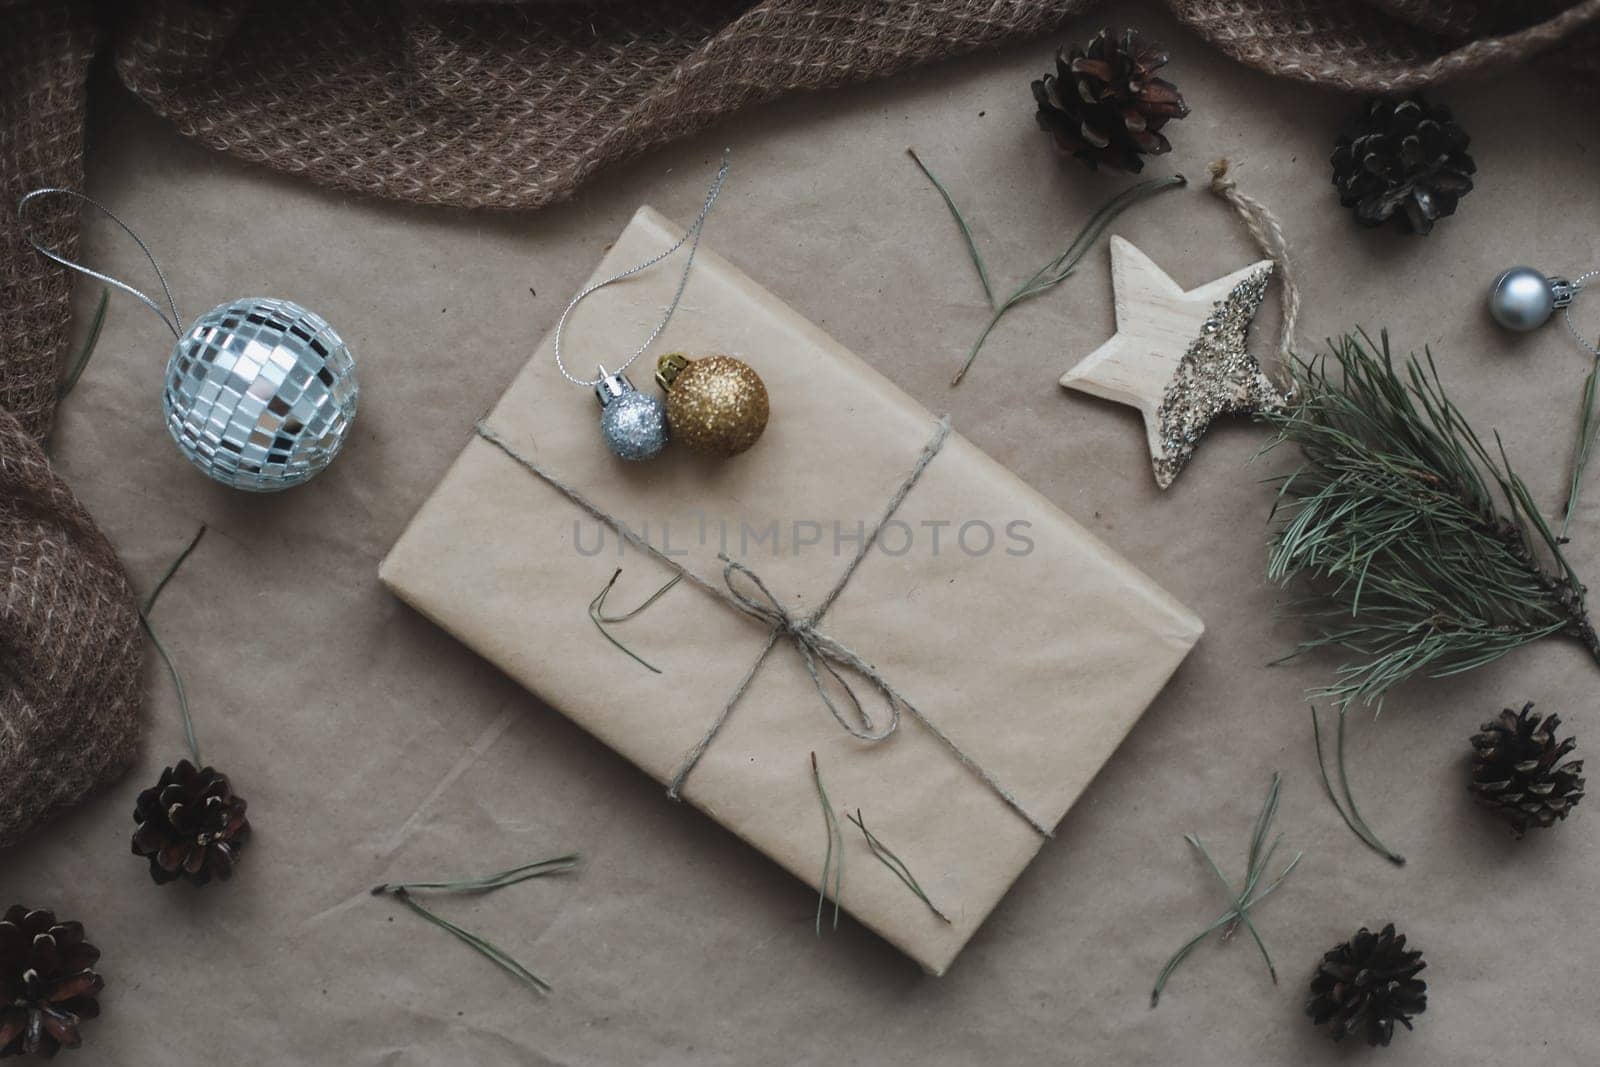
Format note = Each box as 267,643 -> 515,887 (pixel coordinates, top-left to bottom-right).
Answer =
164,298 -> 358,491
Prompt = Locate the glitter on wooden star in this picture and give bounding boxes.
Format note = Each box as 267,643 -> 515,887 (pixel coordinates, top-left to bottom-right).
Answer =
1060,236 -> 1289,488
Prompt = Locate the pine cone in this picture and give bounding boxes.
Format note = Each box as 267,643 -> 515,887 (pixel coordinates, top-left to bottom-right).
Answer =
1032,28 -> 1189,173
1469,703 -> 1585,836
131,761 -> 251,886
1330,94 -> 1476,235
1307,923 -> 1427,1047
0,907 -> 103,1057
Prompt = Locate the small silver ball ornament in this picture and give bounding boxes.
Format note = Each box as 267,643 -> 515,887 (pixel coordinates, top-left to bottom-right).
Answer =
595,367 -> 667,461
164,297 -> 358,491
1488,266 -> 1564,332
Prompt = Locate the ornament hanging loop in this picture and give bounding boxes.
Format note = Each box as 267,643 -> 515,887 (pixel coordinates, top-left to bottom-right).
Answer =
18,187 -> 184,339
1563,271 -> 1599,359
552,154 -> 730,388
1207,159 -> 1299,369
593,364 -> 627,405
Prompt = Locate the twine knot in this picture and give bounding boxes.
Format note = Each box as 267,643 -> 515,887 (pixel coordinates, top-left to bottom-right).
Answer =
1206,157 -> 1236,193
717,555 -> 901,744
1205,157 -> 1300,368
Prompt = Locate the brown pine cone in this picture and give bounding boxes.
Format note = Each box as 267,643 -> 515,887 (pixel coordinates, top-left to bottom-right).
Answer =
1307,923 -> 1427,1047
1032,28 -> 1189,173
1469,703 -> 1585,836
131,761 -> 251,886
0,907 -> 103,1057
1330,94 -> 1475,235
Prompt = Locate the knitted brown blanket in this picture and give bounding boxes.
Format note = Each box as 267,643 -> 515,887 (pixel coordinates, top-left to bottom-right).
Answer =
1,0 -> 1596,848
0,1 -> 144,850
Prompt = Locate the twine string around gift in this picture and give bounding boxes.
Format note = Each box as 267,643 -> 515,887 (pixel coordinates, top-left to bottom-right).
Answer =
18,187 -> 185,339
473,416 -> 1053,838
552,155 -> 731,387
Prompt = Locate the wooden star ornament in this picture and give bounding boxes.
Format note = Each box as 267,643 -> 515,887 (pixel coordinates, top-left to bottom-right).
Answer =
1060,235 -> 1290,488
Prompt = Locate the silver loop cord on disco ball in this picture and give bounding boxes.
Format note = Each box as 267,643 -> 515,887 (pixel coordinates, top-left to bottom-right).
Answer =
19,188 -> 360,492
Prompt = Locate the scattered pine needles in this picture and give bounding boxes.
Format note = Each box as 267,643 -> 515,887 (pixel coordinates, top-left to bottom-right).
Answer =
909,148 -> 1185,386
811,752 -> 843,935
372,855 -> 579,995
59,287 -> 108,399
142,523 -> 208,766
588,567 -> 681,674
1151,773 -> 1301,1007
1563,360 -> 1600,540
847,808 -> 951,925
1310,705 -> 1405,865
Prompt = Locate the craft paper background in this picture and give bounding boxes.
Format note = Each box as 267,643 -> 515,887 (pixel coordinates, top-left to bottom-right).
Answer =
4,0 -> 1599,1060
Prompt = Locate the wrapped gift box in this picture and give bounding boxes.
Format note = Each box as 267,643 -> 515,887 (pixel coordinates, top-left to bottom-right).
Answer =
380,206 -> 1203,975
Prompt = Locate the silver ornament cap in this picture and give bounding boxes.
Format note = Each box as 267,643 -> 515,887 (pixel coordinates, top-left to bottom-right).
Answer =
595,366 -> 667,461
1489,266 -> 1568,332
163,297 -> 358,492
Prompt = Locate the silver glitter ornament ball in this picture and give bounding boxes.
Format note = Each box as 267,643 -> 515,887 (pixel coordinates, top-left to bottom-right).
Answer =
1488,266 -> 1560,332
164,297 -> 358,491
595,368 -> 667,461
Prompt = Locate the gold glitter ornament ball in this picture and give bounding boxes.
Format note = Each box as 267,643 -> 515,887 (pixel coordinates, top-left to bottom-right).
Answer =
655,353 -> 769,456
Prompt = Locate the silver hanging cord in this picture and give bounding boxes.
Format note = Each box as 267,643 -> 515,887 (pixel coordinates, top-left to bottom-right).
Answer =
18,187 -> 184,339
1564,271 -> 1600,359
553,156 -> 731,387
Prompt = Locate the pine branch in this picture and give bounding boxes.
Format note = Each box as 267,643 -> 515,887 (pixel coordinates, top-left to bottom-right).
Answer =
1262,331 -> 1599,710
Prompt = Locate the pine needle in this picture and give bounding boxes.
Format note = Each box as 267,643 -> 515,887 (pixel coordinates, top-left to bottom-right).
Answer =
387,893 -> 553,994
372,855 -> 578,996
846,809 -> 952,924
810,752 -> 843,935
142,524 -> 209,766
372,855 -> 579,894
1262,330 -> 1599,709
1309,705 -> 1404,865
58,287 -> 109,399
907,147 -> 995,308
588,567 -> 681,674
1151,773 -> 1301,1007
142,524 -> 208,616
908,147 -> 1185,386
1562,359 -> 1600,541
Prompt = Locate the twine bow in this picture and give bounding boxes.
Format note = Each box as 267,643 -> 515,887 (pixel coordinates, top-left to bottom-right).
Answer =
717,555 -> 902,744
475,416 -> 1051,837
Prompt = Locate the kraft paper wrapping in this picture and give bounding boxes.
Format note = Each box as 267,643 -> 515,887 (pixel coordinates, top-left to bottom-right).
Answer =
379,206 -> 1204,975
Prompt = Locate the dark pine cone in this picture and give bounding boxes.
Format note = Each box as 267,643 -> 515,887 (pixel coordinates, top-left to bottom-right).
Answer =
1307,923 -> 1427,1047
132,761 -> 251,886
0,907 -> 103,1058
1330,94 -> 1475,235
1032,28 -> 1189,173
1469,703 -> 1585,836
